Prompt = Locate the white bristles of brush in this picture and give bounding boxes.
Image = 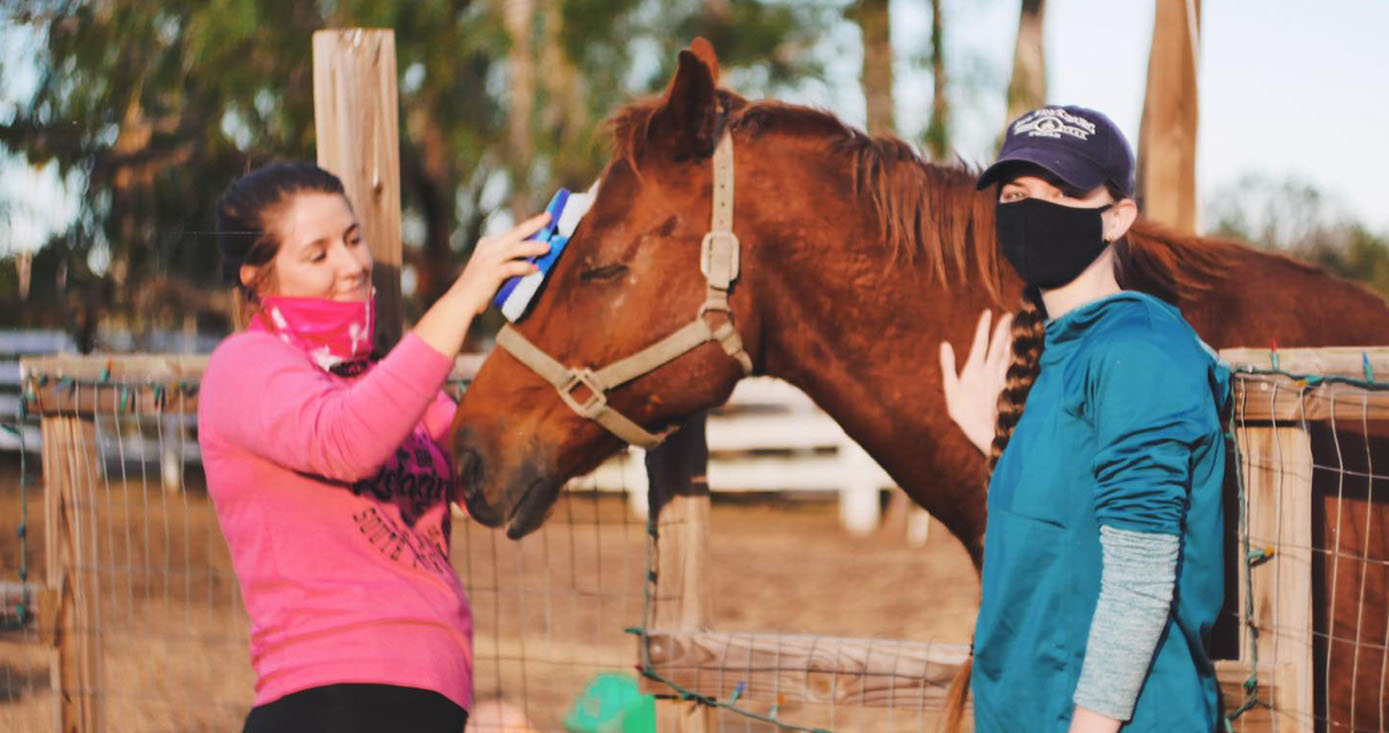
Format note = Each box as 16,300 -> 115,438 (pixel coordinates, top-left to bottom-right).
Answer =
557,178 -> 600,237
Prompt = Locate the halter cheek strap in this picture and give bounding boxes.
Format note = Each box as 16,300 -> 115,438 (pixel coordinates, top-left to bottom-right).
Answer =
495,132 -> 753,448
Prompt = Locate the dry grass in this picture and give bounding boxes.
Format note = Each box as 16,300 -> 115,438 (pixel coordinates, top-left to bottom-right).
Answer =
0,463 -> 979,732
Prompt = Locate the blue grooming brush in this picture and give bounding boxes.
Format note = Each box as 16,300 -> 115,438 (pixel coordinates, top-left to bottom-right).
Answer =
493,182 -> 598,322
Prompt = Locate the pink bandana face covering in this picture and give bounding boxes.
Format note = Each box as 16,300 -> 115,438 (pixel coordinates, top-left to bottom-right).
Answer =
255,294 -> 376,373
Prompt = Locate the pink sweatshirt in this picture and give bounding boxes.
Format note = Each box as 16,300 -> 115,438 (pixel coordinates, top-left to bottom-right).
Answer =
198,324 -> 472,711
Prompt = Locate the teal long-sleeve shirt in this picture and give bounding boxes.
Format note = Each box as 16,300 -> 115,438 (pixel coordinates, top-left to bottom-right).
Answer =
971,291 -> 1230,732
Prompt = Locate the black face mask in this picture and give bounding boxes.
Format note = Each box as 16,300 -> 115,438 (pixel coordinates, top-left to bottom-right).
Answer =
995,197 -> 1113,289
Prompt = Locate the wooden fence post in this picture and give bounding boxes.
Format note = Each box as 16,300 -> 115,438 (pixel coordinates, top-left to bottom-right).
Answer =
42,415 -> 103,733
1137,0 -> 1201,233
643,413 -> 714,732
313,29 -> 404,348
1237,424 -> 1314,733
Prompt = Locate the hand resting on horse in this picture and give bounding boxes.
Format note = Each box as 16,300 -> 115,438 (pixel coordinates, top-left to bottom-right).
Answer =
412,212 -> 551,359
938,308 -> 1013,456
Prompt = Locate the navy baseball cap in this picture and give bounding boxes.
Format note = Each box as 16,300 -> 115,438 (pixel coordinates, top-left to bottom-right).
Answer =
976,105 -> 1135,198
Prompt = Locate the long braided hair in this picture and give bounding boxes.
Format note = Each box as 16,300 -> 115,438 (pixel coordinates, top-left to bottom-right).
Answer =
988,285 -> 1048,471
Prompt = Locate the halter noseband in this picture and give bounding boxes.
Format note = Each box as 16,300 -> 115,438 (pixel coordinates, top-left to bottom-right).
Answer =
494,132 -> 753,449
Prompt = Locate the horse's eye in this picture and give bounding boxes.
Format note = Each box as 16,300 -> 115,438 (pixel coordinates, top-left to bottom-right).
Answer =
580,264 -> 628,282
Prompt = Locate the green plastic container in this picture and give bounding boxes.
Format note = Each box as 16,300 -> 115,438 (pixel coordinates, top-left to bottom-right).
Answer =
563,673 -> 656,733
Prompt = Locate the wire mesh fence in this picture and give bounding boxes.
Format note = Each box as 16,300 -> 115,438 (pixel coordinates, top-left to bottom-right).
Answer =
1223,362 -> 1389,733
2,356 -> 978,732
1,428 -> 47,733
14,370 -> 249,731
0,358 -> 661,732
15,350 -> 1389,732
460,467 -> 651,731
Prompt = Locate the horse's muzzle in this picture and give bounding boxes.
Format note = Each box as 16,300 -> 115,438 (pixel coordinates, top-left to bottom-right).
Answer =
453,427 -> 559,538
502,475 -> 562,539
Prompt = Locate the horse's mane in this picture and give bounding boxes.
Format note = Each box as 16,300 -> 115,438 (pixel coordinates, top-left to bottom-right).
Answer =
605,94 -> 1231,307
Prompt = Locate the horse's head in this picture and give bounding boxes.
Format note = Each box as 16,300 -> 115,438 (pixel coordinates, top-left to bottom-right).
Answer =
451,41 -> 764,537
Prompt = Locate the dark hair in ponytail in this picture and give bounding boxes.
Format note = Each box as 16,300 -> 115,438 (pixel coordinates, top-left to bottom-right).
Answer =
215,162 -> 348,325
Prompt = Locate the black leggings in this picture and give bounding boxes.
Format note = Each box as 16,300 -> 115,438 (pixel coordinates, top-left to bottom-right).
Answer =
243,683 -> 467,733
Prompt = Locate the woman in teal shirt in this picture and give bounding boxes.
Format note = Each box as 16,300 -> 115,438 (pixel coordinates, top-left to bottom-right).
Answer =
939,106 -> 1229,732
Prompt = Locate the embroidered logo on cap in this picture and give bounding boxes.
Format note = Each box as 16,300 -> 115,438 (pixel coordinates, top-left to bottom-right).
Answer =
1012,107 -> 1097,141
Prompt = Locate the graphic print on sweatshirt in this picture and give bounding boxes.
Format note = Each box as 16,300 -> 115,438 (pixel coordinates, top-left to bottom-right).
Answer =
350,426 -> 454,577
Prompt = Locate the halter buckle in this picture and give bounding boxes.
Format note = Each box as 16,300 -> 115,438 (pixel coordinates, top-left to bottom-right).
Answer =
700,231 -> 740,290
698,291 -> 732,319
558,369 -> 608,419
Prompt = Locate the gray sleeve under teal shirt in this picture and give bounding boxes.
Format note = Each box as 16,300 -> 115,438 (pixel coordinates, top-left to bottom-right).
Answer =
1074,330 -> 1214,720
1072,526 -> 1179,721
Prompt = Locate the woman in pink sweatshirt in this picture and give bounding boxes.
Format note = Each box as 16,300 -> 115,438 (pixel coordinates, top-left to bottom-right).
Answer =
199,162 -> 548,732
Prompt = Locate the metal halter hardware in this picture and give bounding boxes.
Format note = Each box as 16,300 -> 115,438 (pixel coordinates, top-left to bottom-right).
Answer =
558,369 -> 607,418
494,132 -> 753,448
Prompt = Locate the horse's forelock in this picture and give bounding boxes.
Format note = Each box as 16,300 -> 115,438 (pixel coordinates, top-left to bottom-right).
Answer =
602,98 -> 662,179
602,90 -> 745,178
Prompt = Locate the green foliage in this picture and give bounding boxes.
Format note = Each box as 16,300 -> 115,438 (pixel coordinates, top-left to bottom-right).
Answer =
1293,225 -> 1389,298
2,0 -> 333,319
1207,174 -> 1389,298
0,0 -> 827,336
550,0 -> 831,191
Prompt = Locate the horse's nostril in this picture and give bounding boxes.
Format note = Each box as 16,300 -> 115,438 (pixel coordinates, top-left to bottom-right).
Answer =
456,448 -> 484,494
459,448 -> 505,528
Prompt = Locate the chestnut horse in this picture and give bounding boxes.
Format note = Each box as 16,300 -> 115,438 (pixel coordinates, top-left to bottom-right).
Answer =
452,43 -> 1389,727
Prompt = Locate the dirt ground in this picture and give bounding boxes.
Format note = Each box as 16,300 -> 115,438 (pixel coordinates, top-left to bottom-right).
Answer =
0,455 -> 979,732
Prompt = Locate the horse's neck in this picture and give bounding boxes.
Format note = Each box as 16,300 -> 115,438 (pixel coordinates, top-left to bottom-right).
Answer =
758,234 -> 977,430
749,211 -> 994,555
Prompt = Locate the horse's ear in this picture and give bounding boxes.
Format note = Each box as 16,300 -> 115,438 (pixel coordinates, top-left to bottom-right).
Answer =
648,41 -> 722,160
689,37 -> 720,85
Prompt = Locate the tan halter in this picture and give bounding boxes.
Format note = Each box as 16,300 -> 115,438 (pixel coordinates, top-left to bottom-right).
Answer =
495,132 -> 753,448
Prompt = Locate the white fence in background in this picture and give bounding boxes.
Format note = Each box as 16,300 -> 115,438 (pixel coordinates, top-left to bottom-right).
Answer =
0,330 -> 74,453
579,377 -> 917,537
0,329 -> 215,455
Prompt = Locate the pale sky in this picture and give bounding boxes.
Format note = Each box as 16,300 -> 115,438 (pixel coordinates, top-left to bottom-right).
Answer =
898,0 -> 1389,233
3,0 -> 1388,254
